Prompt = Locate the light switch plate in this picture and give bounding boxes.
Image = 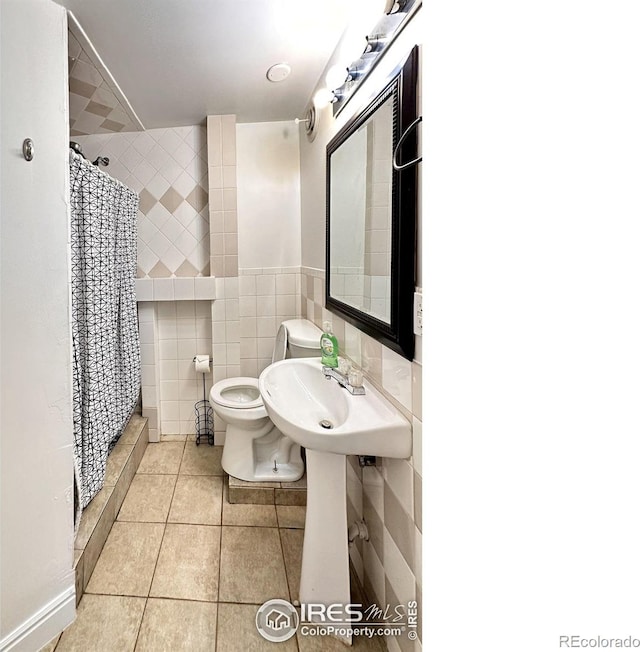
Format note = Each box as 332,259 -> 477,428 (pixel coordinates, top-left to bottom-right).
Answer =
413,290 -> 423,336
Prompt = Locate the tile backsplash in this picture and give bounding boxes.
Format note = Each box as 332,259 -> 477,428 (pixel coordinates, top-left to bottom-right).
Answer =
238,267 -> 302,378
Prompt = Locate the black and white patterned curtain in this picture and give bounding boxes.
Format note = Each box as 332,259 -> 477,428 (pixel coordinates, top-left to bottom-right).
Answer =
69,150 -> 141,511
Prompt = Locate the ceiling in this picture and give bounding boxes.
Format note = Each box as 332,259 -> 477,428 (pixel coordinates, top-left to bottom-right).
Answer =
57,0 -> 378,129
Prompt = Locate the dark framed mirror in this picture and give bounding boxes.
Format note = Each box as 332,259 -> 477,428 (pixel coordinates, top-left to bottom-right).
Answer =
326,46 -> 419,360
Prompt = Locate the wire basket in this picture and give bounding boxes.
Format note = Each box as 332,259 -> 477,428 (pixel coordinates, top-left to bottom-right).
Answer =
194,365 -> 214,446
195,399 -> 214,446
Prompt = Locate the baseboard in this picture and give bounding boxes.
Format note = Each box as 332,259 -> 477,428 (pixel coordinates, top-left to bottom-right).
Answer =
0,585 -> 75,652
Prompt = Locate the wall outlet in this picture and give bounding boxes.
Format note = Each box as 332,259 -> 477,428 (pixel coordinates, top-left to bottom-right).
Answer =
413,290 -> 423,336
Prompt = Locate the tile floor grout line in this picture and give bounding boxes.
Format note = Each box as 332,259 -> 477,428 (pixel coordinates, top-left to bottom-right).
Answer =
277,525 -> 295,607
131,596 -> 149,651
220,521 -> 281,528
134,472 -> 191,476
176,436 -> 187,475
81,589 -> 152,599
214,606 -> 220,652
217,476 -> 226,604
281,518 -> 304,651
83,590 -> 223,604
214,475 -> 226,652
143,447 -> 183,604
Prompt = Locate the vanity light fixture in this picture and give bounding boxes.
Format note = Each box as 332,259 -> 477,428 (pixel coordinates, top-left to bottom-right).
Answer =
308,0 -> 419,117
330,0 -> 421,115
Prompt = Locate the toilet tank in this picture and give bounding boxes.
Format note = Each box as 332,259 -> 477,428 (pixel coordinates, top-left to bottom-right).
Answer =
273,319 -> 322,362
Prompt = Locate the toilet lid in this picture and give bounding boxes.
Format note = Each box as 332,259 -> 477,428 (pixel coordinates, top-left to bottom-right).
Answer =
272,323 -> 288,364
210,377 -> 263,409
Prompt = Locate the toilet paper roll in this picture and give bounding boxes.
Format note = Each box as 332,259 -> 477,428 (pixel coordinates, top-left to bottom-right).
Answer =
194,355 -> 210,373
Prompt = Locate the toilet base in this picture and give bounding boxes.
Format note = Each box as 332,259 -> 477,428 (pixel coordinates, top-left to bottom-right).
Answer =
252,458 -> 304,482
221,422 -> 304,483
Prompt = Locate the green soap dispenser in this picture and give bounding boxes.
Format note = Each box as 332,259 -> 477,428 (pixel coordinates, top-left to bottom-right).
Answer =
320,321 -> 339,368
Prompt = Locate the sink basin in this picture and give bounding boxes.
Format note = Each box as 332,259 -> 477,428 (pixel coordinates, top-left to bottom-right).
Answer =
258,357 -> 411,458
259,357 -> 412,641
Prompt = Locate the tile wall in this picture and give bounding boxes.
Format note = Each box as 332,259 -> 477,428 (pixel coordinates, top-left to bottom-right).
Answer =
205,115 -> 239,438
137,303 -> 160,441
207,115 -> 238,279
238,268 -> 302,378
137,284 -> 216,441
73,125 -> 209,278
156,301 -> 213,435
301,265 -> 422,652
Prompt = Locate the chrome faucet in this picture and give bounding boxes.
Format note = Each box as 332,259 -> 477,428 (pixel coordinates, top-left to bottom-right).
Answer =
322,366 -> 366,395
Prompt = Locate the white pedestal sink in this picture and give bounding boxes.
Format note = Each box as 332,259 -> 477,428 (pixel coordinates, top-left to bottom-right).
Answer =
259,358 -> 411,642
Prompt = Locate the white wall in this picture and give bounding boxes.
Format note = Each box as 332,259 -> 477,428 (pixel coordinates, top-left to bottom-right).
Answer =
0,1 -> 76,649
237,121 -> 301,269
299,106 -> 334,271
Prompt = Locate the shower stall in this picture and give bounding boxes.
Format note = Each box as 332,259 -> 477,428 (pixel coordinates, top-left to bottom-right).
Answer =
69,148 -> 141,518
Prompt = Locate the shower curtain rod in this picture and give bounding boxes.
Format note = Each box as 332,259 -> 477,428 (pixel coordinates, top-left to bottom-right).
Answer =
70,141 -> 110,167
69,148 -> 136,196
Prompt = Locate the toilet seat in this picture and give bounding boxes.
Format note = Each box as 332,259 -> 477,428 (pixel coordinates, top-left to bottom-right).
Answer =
210,377 -> 263,409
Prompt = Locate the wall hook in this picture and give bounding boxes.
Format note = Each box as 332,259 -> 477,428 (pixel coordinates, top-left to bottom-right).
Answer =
22,138 -> 34,161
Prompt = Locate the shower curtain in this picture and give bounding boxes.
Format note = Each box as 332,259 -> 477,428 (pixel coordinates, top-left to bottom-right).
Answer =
69,150 -> 141,514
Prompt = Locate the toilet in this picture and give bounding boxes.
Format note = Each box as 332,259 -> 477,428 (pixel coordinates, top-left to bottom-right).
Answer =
209,318 -> 322,482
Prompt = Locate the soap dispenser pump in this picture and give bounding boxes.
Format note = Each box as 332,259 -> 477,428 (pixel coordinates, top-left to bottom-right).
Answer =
320,321 -> 339,368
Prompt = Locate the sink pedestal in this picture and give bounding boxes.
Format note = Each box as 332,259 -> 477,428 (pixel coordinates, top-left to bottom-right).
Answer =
300,450 -> 352,643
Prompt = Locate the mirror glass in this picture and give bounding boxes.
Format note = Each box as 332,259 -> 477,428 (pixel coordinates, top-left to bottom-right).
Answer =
326,46 -> 418,360
329,96 -> 394,323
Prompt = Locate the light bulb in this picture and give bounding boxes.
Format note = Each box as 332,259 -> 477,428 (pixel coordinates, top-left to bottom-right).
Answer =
325,64 -> 347,91
313,88 -> 335,109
